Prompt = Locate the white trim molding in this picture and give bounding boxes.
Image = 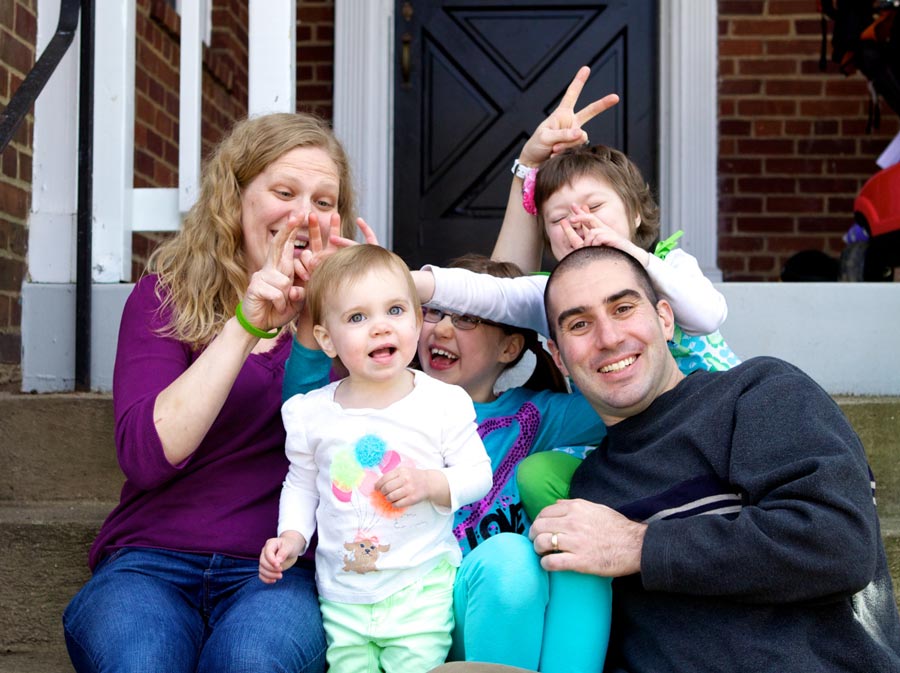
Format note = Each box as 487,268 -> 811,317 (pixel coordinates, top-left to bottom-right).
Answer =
659,0 -> 721,280
333,0 -> 395,247
249,0 -> 297,114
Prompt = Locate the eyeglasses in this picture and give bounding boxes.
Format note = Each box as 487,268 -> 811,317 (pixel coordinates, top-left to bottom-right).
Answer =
422,307 -> 502,331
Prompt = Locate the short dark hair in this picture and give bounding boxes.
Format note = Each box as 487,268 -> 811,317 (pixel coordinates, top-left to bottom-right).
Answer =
543,246 -> 660,340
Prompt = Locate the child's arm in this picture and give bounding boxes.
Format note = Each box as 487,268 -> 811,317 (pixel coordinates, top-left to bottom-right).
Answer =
571,219 -> 728,336
434,385 -> 493,511
646,249 -> 728,336
276,398 -> 321,548
420,265 -> 550,335
492,66 -> 619,270
258,530 -> 307,584
375,386 -> 492,513
282,334 -> 332,403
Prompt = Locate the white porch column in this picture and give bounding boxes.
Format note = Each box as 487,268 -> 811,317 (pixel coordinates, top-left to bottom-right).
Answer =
248,0 -> 296,114
333,0 -> 395,247
29,0 -> 80,283
659,0 -> 721,280
92,0 -> 135,282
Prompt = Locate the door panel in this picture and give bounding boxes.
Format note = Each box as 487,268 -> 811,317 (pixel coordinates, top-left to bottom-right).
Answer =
394,0 -> 658,269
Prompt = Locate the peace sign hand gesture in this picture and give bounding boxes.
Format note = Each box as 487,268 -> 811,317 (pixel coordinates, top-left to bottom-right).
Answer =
518,66 -> 620,168
237,215 -> 312,335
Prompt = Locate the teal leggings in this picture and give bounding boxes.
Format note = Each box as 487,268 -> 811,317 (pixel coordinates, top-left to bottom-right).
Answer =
450,452 -> 612,673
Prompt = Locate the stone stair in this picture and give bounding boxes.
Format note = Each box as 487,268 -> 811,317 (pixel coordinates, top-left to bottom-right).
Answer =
1,392 -> 898,673
0,393 -> 121,673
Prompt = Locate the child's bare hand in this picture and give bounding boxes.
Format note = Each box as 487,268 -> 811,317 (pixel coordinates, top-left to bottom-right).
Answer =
562,208 -> 650,266
293,211 -> 337,284
258,533 -> 305,584
376,467 -> 448,509
519,66 -> 619,166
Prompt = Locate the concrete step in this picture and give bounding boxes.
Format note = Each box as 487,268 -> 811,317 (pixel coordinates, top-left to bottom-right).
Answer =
0,392 -> 122,503
0,393 -> 898,672
0,503 -> 110,673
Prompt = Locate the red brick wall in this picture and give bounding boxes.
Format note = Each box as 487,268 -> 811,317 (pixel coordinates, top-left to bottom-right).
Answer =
718,0 -> 900,280
297,0 -> 334,118
131,0 -> 251,279
131,0 -> 335,277
0,0 -> 35,390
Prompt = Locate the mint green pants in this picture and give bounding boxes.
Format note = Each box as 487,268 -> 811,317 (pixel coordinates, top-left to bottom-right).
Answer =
319,560 -> 455,673
450,451 -> 612,673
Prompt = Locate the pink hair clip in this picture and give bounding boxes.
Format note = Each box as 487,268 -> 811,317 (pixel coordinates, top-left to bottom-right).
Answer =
522,167 -> 538,215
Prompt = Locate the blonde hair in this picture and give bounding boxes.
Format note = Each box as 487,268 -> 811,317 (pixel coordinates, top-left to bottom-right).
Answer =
148,112 -> 357,348
306,245 -> 422,328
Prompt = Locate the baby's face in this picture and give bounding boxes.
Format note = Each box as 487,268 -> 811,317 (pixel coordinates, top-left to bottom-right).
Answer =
541,174 -> 636,261
315,266 -> 420,384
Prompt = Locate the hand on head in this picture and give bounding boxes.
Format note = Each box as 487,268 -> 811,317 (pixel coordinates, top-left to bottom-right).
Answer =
294,214 -> 382,284
518,66 -> 620,167
561,207 -> 649,266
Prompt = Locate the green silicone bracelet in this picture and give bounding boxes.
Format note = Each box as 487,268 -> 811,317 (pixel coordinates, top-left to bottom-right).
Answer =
235,302 -> 281,339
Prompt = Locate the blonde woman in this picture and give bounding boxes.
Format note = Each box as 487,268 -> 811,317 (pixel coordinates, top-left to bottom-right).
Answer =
63,113 -> 359,673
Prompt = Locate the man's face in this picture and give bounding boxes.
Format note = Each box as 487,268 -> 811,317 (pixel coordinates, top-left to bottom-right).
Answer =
547,257 -> 683,425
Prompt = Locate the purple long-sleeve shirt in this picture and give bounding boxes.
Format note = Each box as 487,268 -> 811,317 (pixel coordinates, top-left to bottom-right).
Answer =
87,275 -> 330,570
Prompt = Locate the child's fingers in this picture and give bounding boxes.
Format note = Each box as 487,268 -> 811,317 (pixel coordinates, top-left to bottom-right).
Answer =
356,217 -> 380,245
560,219 -> 586,248
307,212 -> 324,256
575,93 -> 620,128
557,66 -> 591,117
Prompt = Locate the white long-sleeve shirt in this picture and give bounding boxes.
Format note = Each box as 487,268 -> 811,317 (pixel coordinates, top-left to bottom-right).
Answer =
279,369 -> 492,604
426,248 -> 727,337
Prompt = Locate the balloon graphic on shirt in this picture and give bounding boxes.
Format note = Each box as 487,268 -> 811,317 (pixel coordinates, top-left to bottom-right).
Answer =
329,434 -> 408,515
331,448 -> 364,503
355,434 -> 387,468
358,469 -> 379,497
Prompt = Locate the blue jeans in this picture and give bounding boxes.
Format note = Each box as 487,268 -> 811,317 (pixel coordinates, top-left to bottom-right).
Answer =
63,548 -> 326,673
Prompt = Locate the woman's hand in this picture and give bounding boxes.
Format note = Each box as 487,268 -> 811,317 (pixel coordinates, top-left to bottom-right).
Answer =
518,66 -> 620,168
241,215 -> 308,333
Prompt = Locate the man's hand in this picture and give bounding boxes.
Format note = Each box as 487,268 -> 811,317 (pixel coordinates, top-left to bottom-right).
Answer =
529,498 -> 647,576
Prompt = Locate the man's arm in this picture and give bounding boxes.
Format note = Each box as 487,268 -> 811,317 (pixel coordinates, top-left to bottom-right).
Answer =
640,365 -> 879,604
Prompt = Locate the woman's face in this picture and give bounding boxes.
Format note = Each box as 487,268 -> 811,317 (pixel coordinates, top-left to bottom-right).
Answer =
240,146 -> 340,272
541,174 -> 638,261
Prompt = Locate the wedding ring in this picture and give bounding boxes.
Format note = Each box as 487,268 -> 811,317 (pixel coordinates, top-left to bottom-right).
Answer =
550,532 -> 559,553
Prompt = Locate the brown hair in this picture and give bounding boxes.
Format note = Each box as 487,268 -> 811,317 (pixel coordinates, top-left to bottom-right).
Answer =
533,145 -> 660,253
148,112 -> 357,348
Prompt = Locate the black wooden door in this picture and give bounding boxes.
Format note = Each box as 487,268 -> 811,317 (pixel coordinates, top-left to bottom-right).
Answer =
392,0 -> 658,269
